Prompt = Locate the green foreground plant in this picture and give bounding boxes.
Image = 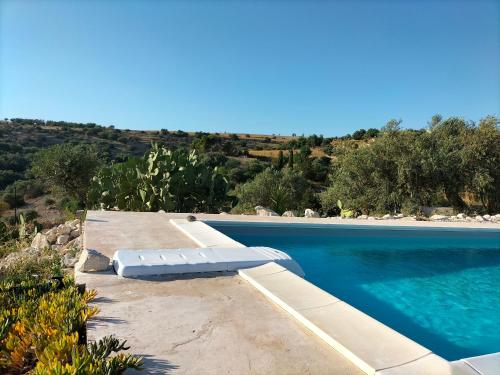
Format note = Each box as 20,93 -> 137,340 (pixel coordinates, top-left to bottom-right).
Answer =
0,276 -> 143,374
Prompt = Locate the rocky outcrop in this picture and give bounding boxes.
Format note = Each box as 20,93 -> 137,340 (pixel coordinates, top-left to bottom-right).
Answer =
282,210 -> 297,217
304,209 -> 320,218
255,206 -> 279,217
75,249 -> 110,272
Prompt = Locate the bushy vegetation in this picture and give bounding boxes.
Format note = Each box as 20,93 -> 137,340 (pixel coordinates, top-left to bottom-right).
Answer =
88,144 -> 229,213
320,116 -> 500,215
1,115 -> 499,219
233,168 -> 313,214
31,144 -> 102,207
0,235 -> 143,374
0,276 -> 142,374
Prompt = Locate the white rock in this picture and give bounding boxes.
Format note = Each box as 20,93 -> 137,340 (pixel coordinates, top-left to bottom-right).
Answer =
382,214 -> 392,220
358,215 -> 368,220
282,210 -> 297,217
57,225 -> 72,236
475,215 -> 485,222
46,229 -> 58,244
483,215 -> 491,221
69,229 -> 80,239
56,234 -> 70,245
31,233 -> 50,251
219,212 -> 229,215
66,219 -> 80,227
430,214 -> 448,221
254,206 -> 279,217
457,213 -> 466,219
491,216 -> 497,222
395,213 -> 404,218
495,214 -> 500,219
61,237 -> 80,253
367,216 -> 375,220
75,249 -> 110,272
62,253 -> 79,268
304,209 -> 320,218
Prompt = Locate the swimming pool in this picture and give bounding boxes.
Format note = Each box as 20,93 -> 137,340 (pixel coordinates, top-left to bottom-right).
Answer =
208,221 -> 500,361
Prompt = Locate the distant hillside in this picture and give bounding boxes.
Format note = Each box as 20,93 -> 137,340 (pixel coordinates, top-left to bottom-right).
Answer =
1,117 -> 374,190
0,118 -> 292,187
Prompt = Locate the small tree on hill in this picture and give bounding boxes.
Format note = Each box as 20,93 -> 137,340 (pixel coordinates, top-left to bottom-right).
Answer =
31,144 -> 102,207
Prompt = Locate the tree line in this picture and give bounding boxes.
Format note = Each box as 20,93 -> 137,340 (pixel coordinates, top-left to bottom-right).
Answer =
2,114 -> 499,218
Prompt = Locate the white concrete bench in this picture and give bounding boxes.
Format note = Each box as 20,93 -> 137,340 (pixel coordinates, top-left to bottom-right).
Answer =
113,247 -> 304,278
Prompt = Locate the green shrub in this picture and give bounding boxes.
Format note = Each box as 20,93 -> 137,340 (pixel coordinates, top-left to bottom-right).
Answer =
58,196 -> 80,213
88,144 -> 229,213
0,170 -> 22,190
31,143 -> 102,206
23,209 -> 38,222
233,168 -> 313,215
2,180 -> 44,201
0,247 -> 62,283
0,277 -> 143,374
0,192 -> 24,210
0,201 -> 9,212
0,221 -> 17,245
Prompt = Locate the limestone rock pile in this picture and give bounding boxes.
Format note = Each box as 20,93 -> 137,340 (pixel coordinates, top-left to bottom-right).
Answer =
31,219 -> 82,253
28,219 -> 84,269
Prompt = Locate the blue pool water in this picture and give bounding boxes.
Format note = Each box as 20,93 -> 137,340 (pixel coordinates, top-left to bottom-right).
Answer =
208,222 -> 500,360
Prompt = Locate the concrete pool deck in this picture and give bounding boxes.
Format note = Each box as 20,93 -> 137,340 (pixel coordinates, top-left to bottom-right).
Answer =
78,210 -> 499,375
79,211 -> 363,374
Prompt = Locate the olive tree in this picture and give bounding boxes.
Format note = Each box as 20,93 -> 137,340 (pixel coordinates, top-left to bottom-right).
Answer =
31,144 -> 102,206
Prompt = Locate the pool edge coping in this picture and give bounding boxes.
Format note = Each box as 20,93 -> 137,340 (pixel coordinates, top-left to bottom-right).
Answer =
170,217 -> 498,375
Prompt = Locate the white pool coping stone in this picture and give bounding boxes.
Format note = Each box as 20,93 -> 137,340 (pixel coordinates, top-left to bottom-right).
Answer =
112,247 -> 304,277
169,216 -> 498,375
239,262 -> 478,375
170,218 -> 246,248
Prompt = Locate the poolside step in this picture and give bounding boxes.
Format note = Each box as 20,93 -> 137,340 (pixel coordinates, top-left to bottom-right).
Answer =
112,247 -> 304,277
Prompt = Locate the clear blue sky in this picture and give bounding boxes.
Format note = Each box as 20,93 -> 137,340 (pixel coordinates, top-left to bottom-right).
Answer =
1,0 -> 498,136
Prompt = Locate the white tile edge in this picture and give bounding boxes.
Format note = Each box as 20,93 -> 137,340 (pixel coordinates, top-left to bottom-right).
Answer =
169,218 -> 245,248
238,264 -> 479,375
175,217 -> 499,375
239,265 -> 376,375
